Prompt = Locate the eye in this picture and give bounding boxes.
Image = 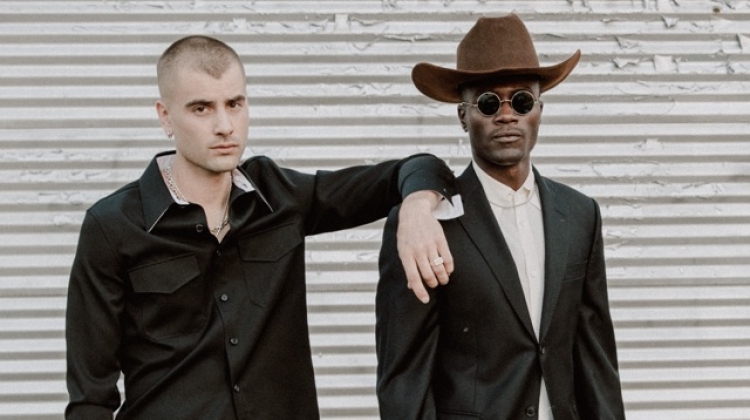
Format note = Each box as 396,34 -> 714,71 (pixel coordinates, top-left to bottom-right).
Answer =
193,106 -> 208,114
228,99 -> 244,109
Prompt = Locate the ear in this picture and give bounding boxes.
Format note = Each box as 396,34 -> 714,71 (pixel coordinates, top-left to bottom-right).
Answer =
457,105 -> 468,133
156,100 -> 173,137
538,99 -> 544,119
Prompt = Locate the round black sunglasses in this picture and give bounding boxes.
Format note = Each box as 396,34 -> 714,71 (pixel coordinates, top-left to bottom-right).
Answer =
462,91 -> 539,117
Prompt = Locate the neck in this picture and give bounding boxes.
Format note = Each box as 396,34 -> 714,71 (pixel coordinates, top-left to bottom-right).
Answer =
168,155 -> 232,208
164,155 -> 233,239
477,161 -> 530,191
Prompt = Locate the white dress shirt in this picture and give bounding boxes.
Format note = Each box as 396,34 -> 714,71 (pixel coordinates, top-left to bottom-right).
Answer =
474,162 -> 553,420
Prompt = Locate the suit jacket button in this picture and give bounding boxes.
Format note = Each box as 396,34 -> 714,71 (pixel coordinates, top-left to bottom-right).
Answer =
525,405 -> 537,417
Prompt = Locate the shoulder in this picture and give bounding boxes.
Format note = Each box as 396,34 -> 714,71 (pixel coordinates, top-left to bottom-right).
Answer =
240,156 -> 318,210
241,154 -> 275,169
241,155 -> 310,184
79,181 -> 143,248
88,180 -> 141,218
537,174 -> 600,217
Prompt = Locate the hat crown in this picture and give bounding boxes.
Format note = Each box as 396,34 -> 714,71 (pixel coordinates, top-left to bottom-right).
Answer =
410,13 -> 580,103
456,15 -> 540,72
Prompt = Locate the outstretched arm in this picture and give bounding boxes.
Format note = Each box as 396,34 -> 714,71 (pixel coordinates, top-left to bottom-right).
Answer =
296,153 -> 460,301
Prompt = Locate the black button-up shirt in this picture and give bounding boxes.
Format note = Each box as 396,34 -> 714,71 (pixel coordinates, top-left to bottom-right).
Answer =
65,151 -> 456,420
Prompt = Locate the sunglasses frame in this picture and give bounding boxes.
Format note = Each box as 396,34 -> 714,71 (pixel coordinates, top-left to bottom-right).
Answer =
461,90 -> 540,117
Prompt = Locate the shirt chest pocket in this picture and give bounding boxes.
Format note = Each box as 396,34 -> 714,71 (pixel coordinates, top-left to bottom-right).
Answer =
238,223 -> 302,306
128,254 -> 208,340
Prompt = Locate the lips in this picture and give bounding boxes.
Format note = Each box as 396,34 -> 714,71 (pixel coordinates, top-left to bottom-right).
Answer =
211,142 -> 239,151
492,131 -> 522,143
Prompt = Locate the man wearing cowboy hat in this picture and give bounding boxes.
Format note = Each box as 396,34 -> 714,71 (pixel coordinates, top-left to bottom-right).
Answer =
376,14 -> 625,420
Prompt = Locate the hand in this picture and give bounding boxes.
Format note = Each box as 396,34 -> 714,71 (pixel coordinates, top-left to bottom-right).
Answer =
396,190 -> 454,303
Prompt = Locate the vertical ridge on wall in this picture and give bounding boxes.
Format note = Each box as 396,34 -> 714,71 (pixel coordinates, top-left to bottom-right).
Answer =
1,1 -> 749,419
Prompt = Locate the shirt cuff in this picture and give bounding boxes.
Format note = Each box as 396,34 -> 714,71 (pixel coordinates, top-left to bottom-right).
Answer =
432,193 -> 464,220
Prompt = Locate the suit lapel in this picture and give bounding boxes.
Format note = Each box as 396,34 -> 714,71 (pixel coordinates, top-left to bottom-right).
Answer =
536,170 -> 570,341
457,165 -> 536,339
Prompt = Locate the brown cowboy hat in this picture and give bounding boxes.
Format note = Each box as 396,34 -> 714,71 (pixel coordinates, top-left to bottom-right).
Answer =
412,14 -> 581,103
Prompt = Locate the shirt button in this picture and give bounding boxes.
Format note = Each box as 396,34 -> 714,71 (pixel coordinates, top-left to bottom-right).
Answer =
195,224 -> 204,233
215,250 -> 222,257
233,385 -> 240,392
230,338 -> 239,345
540,346 -> 546,355
220,294 -> 229,302
525,405 -> 537,417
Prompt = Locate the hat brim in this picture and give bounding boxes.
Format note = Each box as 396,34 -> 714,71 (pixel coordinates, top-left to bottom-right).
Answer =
412,50 -> 581,103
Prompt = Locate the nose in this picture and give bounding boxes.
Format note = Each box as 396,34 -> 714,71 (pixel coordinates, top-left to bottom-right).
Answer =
493,100 -> 517,123
214,108 -> 234,137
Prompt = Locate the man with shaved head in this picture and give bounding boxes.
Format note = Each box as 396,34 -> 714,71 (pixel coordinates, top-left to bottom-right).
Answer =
65,35 -> 460,419
158,35 -> 241,84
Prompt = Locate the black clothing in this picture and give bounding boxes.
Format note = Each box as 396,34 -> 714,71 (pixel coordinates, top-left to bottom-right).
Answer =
66,151 -> 456,419
376,165 -> 625,420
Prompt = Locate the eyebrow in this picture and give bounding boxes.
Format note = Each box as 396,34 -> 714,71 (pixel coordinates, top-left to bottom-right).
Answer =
184,99 -> 213,109
184,95 -> 246,109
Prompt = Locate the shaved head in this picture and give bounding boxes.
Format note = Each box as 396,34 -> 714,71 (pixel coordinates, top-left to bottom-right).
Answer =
157,35 -> 244,100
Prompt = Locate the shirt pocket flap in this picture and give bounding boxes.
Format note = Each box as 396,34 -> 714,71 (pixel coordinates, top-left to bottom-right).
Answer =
129,254 -> 200,294
238,224 -> 302,262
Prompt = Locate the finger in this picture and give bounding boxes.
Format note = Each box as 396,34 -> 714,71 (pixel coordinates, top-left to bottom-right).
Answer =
431,262 -> 449,286
436,242 -> 454,280
429,222 -> 453,280
402,257 -> 430,304
407,275 -> 430,304
428,254 -> 449,286
417,257 -> 439,290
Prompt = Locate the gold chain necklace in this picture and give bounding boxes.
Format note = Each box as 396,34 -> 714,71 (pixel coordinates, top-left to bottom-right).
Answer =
163,160 -> 231,235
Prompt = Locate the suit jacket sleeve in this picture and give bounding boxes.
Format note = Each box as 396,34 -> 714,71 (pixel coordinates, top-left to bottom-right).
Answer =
299,153 -> 456,235
573,199 -> 626,419
376,206 -> 439,420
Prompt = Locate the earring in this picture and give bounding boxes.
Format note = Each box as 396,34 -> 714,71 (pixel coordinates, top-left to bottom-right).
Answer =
166,131 -> 173,139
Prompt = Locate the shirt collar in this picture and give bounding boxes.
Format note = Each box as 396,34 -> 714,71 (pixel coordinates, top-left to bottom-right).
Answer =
140,151 -> 263,232
472,161 -> 541,211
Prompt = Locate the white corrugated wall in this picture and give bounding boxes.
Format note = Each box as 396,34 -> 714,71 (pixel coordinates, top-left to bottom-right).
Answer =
1,1 -> 749,419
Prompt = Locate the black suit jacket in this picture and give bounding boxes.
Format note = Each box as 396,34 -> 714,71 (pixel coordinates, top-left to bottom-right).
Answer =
376,165 -> 625,420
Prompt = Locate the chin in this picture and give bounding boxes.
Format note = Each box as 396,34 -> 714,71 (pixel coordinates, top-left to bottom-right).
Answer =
490,153 -> 526,167
210,157 -> 240,173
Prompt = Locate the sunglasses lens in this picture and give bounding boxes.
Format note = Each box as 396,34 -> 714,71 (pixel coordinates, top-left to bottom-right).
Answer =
512,91 -> 536,115
476,93 -> 501,116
